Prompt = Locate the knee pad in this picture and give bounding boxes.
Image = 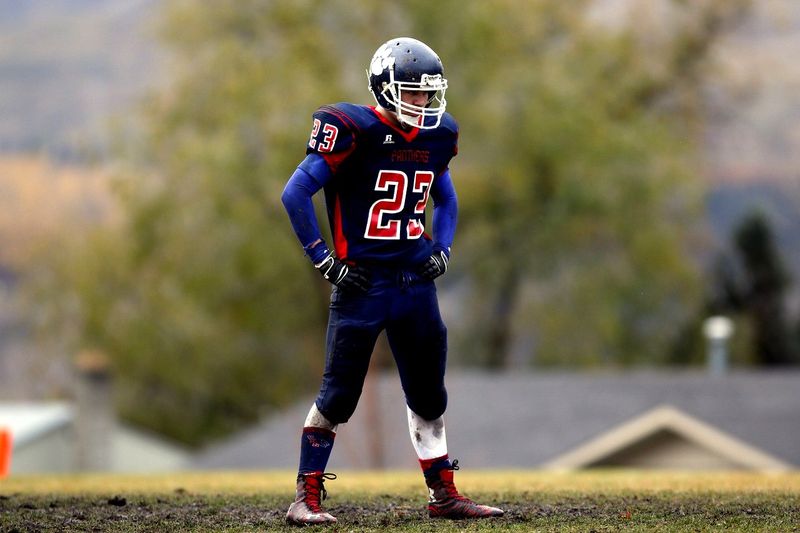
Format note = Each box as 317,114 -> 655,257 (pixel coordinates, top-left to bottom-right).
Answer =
316,386 -> 362,425
406,385 -> 447,421
304,403 -> 337,431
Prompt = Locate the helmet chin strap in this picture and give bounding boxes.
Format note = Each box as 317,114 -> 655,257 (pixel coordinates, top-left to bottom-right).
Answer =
396,108 -> 424,129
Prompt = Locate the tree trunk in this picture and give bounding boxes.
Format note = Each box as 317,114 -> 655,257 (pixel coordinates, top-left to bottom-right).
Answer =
484,267 -> 520,369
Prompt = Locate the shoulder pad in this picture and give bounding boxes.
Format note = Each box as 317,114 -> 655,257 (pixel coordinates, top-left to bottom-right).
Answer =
306,104 -> 361,156
439,112 -> 459,136
439,112 -> 459,157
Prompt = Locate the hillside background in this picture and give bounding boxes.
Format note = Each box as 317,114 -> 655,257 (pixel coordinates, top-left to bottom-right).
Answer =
0,0 -> 162,155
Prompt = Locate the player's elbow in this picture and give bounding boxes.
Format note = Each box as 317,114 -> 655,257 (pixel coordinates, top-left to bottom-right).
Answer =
282,167 -> 321,212
444,193 -> 458,209
433,193 -> 457,213
280,184 -> 294,211
281,179 -> 305,213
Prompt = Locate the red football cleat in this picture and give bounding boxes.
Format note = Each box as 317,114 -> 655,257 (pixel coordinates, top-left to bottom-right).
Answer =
425,461 -> 504,519
286,471 -> 338,525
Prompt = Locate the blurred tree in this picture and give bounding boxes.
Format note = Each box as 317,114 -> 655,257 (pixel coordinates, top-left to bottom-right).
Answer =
672,211 -> 799,367
25,0 -> 389,446
25,0 -> 755,444
667,255 -> 754,368
731,211 -> 797,365
399,0 -> 749,367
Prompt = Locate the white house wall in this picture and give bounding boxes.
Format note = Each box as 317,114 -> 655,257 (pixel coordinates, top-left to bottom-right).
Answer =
11,425 -> 75,474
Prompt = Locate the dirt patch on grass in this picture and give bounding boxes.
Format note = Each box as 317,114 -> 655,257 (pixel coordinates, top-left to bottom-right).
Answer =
1,492 -> 798,532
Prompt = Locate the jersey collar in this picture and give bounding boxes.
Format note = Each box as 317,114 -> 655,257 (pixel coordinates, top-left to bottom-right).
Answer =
370,106 -> 420,143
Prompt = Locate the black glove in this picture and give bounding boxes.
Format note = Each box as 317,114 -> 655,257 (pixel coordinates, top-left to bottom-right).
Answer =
418,247 -> 449,281
315,252 -> 371,293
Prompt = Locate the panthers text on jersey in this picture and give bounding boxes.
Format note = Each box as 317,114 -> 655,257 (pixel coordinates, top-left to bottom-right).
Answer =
300,102 -> 458,267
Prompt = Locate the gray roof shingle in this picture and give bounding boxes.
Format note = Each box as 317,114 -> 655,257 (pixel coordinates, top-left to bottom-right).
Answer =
192,370 -> 800,470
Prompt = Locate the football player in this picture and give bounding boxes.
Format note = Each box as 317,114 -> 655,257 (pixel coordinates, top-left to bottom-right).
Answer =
281,37 -> 504,525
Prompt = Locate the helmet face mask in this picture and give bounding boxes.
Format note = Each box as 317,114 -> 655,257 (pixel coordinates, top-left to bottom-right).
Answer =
380,73 -> 447,129
368,38 -> 448,129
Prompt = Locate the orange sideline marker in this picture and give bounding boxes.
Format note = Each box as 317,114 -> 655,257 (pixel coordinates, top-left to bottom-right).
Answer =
0,427 -> 11,478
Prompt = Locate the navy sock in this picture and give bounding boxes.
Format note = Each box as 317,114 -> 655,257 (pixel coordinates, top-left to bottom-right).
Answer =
298,427 -> 336,474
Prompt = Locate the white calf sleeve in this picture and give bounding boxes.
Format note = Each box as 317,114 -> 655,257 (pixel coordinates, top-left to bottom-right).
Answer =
407,406 -> 448,460
304,403 -> 338,432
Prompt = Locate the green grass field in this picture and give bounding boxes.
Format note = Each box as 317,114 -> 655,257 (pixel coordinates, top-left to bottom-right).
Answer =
1,470 -> 799,532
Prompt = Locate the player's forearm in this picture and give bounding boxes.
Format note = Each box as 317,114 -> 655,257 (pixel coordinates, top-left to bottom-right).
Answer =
431,170 -> 458,252
281,166 -> 328,263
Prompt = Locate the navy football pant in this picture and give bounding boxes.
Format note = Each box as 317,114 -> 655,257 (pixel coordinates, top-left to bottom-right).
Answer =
315,268 -> 448,424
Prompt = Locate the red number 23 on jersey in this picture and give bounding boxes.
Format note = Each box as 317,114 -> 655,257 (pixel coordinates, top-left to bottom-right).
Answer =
365,170 -> 433,240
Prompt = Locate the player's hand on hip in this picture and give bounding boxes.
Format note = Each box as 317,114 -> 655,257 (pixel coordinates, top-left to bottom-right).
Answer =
418,246 -> 449,281
315,252 -> 371,293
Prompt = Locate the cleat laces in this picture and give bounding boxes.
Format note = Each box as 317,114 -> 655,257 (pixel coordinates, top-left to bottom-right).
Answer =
426,459 -> 504,519
300,472 -> 337,512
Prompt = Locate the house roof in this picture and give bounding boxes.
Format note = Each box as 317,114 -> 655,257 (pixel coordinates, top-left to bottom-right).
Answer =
542,404 -> 792,471
0,402 -> 190,472
192,370 -> 800,471
0,403 -> 73,447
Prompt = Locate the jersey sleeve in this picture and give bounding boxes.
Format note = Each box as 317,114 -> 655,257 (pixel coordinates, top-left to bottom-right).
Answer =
305,105 -> 359,172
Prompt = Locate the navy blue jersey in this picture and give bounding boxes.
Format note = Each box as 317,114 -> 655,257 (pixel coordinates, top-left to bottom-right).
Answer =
304,103 -> 458,267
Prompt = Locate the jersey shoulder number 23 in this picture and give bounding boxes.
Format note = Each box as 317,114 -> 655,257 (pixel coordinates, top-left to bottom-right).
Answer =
306,106 -> 357,156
